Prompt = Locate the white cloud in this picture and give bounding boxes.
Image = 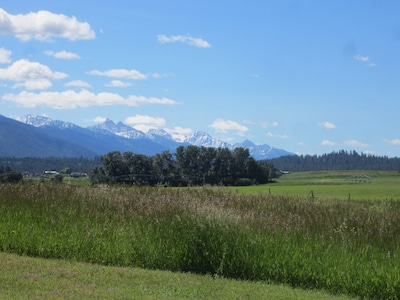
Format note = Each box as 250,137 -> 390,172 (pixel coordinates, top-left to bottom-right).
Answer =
157,34 -> 211,48
88,69 -> 147,80
164,126 -> 193,141
318,121 -> 336,130
362,150 -> 376,155
0,47 -> 12,63
165,126 -> 193,135
0,8 -> 95,41
13,79 -> 52,90
354,55 -> 376,67
105,80 -> 132,87
262,121 -> 279,128
44,50 -> 81,60
266,132 -> 288,139
65,80 -> 92,88
209,119 -> 248,134
0,59 -> 67,90
93,116 -> 107,123
384,138 -> 400,145
151,72 -> 174,79
2,90 -> 178,109
125,114 -> 166,127
344,139 -> 369,148
321,140 -> 336,146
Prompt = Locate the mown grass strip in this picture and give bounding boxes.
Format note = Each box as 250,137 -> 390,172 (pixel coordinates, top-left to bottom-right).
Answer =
0,252 -> 355,300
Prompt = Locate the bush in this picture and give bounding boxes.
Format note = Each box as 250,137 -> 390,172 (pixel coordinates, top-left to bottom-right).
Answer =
235,178 -> 254,186
0,171 -> 23,183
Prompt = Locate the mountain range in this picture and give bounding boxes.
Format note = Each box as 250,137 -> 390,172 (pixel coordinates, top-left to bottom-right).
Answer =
0,114 -> 293,160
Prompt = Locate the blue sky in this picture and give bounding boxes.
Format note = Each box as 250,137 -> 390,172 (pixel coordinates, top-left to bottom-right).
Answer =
1,1 -> 400,156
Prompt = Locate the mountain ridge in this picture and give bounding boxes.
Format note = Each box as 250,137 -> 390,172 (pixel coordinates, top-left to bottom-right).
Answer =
5,114 -> 294,159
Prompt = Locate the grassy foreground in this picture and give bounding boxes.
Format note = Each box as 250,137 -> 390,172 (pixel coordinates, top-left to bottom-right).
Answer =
1,182 -> 400,298
0,252 -> 353,299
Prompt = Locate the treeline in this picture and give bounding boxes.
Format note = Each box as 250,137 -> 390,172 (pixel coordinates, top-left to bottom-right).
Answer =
0,156 -> 102,174
268,150 -> 400,172
89,146 -> 278,186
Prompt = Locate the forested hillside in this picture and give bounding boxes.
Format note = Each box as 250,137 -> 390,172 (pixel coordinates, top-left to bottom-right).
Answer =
268,150 -> 400,172
0,156 -> 102,175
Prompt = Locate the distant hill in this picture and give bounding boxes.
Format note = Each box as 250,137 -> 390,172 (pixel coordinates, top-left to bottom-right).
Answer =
0,115 -> 96,157
2,114 -> 295,159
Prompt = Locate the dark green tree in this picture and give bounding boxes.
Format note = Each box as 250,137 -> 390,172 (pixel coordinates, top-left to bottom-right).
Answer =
100,151 -> 129,178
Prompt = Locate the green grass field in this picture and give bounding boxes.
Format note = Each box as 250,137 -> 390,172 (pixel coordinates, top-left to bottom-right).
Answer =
1,171 -> 400,299
231,170 -> 400,200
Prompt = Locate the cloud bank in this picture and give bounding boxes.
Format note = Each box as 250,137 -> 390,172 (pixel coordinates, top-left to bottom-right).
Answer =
88,69 -> 147,80
2,90 -> 178,109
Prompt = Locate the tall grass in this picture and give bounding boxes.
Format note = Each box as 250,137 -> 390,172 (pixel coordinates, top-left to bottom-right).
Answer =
1,183 -> 400,298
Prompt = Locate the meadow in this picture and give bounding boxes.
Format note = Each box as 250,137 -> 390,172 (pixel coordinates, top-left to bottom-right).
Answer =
1,171 -> 400,299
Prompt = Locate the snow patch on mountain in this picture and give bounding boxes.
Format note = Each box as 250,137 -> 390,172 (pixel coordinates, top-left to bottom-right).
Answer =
183,131 -> 229,148
88,119 -> 146,139
16,114 -> 78,129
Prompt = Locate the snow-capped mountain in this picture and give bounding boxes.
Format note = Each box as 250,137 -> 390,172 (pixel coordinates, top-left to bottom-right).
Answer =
15,115 -> 294,159
234,140 -> 292,159
182,131 -> 229,148
88,119 -> 147,139
16,115 -> 78,129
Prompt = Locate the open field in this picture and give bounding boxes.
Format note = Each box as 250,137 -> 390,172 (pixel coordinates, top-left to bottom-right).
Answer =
232,170 -> 400,200
1,173 -> 400,299
0,252 -> 353,300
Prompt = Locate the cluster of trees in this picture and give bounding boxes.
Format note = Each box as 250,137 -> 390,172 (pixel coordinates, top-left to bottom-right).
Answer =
0,165 -> 23,183
268,150 -> 400,172
89,146 -> 278,186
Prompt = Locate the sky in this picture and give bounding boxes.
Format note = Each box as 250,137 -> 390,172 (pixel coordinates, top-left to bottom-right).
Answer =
1,1 -> 400,157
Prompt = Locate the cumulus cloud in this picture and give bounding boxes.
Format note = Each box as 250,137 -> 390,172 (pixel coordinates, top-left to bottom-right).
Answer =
93,116 -> 108,123
318,121 -> 336,130
125,114 -> 165,126
0,8 -> 95,41
354,55 -> 376,67
64,80 -> 92,88
209,119 -> 248,134
164,126 -> 194,141
262,121 -> 279,128
105,80 -> 132,87
384,138 -> 400,145
266,132 -> 288,139
44,50 -> 81,60
344,139 -> 369,147
0,47 -> 12,63
2,90 -> 178,109
321,140 -> 336,146
157,34 -> 211,48
88,69 -> 147,80
125,115 -> 166,132
0,59 -> 67,90
13,79 -> 53,90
